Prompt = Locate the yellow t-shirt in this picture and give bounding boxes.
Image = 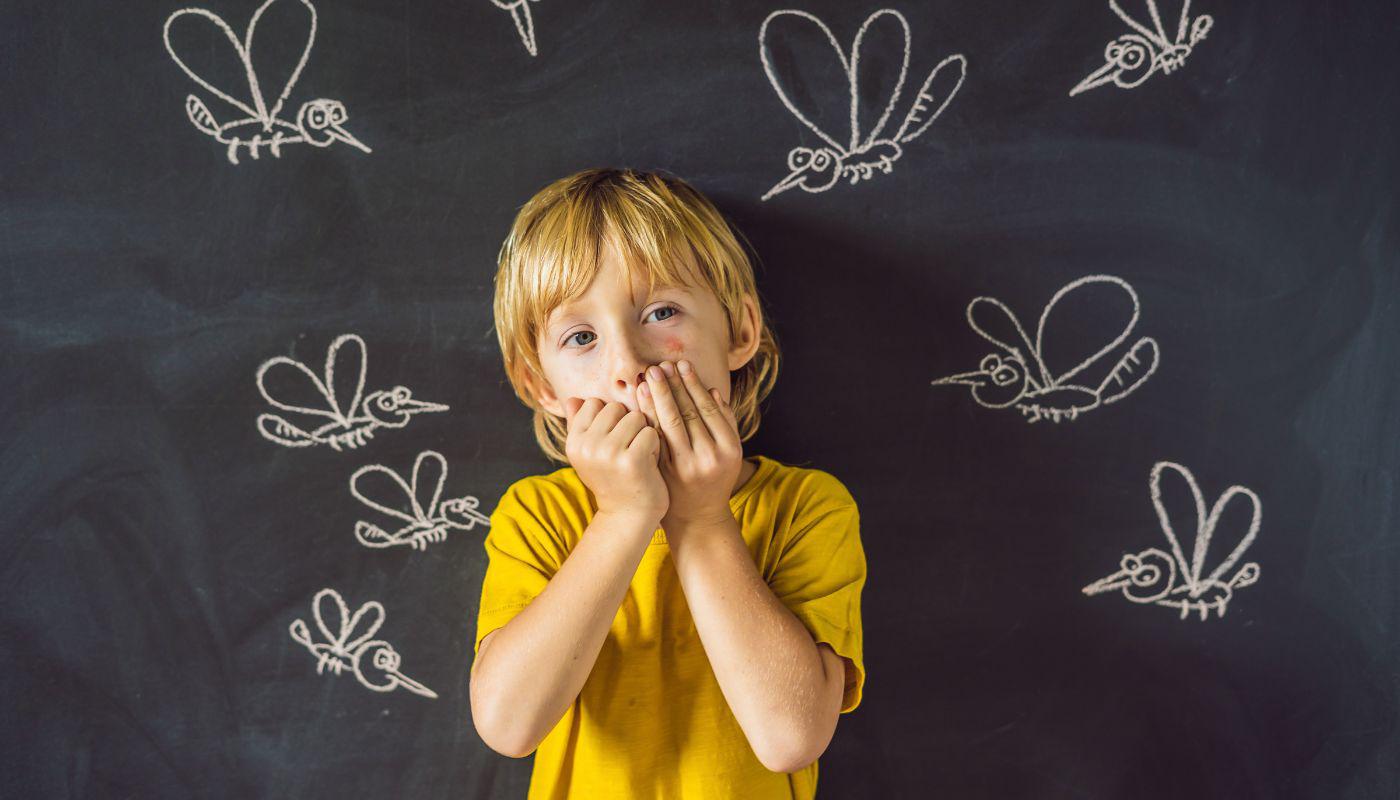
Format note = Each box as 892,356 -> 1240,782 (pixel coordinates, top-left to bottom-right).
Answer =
473,454 -> 866,799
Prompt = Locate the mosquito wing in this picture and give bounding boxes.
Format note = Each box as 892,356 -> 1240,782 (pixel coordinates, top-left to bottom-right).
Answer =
966,294 -> 1047,386
1108,0 -> 1174,48
847,9 -> 911,152
255,333 -> 368,440
350,461 -> 429,528
1034,275 -> 1145,388
311,588 -> 385,654
894,52 -> 967,145
1197,482 -> 1262,588
243,0 -> 319,123
1148,461 -> 1204,589
759,9 -> 855,154
407,451 -> 449,521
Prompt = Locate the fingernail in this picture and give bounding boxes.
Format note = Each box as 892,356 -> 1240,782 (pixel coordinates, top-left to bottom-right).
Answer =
661,362 -> 675,376
640,383 -> 650,398
647,366 -> 662,381
678,359 -> 692,375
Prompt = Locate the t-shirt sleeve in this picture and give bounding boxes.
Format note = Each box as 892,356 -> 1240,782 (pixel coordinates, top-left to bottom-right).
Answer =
474,478 -> 567,657
768,472 -> 867,714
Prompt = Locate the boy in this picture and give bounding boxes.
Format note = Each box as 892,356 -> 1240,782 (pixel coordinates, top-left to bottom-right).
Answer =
471,168 -> 866,799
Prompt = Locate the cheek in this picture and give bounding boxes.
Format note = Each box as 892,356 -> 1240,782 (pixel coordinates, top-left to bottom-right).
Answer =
664,337 -> 685,355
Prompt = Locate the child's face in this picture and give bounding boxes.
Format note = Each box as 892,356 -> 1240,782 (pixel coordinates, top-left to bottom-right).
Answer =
532,242 -> 757,423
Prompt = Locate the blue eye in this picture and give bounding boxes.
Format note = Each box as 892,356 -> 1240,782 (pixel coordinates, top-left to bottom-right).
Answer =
561,305 -> 679,349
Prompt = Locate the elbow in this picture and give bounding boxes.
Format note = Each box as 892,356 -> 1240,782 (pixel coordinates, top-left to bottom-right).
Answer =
758,721 -> 835,774
470,671 -> 539,759
472,706 -> 538,759
759,743 -> 820,775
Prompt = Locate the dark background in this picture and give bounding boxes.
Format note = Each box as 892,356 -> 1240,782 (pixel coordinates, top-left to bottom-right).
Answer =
2,0 -> 1398,797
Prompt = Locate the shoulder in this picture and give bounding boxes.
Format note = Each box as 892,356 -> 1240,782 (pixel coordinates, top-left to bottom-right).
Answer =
490,467 -> 595,547
496,466 -> 588,510
762,457 -> 858,513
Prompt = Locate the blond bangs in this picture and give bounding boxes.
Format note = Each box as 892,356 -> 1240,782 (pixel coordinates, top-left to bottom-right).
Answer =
493,168 -> 781,464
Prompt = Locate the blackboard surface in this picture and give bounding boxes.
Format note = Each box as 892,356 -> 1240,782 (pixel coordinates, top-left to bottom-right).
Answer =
3,0 -> 1398,797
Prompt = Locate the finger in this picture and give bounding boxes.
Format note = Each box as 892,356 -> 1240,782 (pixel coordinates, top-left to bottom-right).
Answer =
662,361 -> 710,453
566,397 -> 600,433
646,363 -> 693,459
637,380 -> 657,427
637,381 -> 670,466
707,387 -> 740,436
605,407 -> 649,449
592,401 -> 630,436
627,424 -> 660,460
678,361 -> 736,448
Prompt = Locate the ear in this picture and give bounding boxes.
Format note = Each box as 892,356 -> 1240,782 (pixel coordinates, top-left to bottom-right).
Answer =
726,293 -> 762,372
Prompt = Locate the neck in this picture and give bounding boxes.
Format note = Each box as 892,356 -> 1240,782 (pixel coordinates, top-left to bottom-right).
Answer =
731,456 -> 758,498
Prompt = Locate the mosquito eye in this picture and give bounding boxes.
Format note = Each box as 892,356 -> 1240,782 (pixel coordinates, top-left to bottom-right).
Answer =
1133,565 -> 1160,586
810,150 -> 833,169
1109,38 -> 1149,69
331,105 -> 347,123
372,646 -> 399,670
979,354 -> 1001,372
788,148 -> 813,171
1120,555 -> 1139,571
991,365 -> 1018,386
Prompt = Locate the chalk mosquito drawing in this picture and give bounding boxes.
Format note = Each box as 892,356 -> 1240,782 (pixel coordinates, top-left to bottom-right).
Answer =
758,8 -> 967,201
492,0 -> 541,56
350,450 -> 492,551
256,333 -> 448,451
931,274 -> 1160,423
289,588 -> 438,698
1083,461 -> 1261,620
1069,0 -> 1213,96
163,0 -> 372,164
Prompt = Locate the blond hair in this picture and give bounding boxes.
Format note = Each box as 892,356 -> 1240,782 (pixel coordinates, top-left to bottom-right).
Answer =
492,168 -> 781,465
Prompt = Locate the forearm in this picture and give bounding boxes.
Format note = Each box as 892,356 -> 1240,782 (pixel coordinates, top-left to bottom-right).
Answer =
471,509 -> 658,756
669,515 -> 828,772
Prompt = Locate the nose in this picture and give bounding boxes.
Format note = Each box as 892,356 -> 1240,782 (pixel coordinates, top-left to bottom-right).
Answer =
606,350 -> 653,409
618,367 -> 649,400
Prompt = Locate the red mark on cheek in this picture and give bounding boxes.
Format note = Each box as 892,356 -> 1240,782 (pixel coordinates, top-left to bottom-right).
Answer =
664,338 -> 684,356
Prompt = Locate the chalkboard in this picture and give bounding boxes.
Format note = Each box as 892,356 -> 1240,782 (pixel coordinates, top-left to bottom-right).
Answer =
3,0 -> 1398,797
